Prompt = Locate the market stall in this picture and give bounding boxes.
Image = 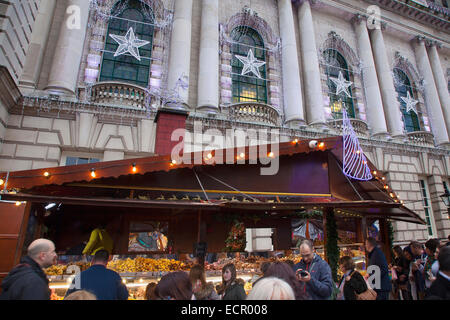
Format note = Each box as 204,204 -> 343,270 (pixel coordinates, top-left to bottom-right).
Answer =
0,136 -> 425,299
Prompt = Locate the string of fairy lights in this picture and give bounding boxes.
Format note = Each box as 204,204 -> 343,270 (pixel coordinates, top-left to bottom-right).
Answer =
0,139 -> 401,213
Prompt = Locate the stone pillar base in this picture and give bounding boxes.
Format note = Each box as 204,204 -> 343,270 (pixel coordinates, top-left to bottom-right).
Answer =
371,132 -> 391,140
197,105 -> 219,114
284,118 -> 307,129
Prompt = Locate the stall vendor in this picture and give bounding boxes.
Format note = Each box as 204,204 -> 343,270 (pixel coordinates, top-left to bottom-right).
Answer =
82,223 -> 113,256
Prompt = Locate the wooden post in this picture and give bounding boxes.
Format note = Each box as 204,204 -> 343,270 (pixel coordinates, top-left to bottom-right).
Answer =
379,218 -> 392,264
196,210 -> 205,266
361,217 -> 368,266
322,210 -> 327,262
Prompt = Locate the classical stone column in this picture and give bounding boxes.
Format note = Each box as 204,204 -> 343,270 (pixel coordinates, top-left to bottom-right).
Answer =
19,0 -> 57,88
298,0 -> 326,128
167,0 -> 193,107
369,25 -> 404,138
352,15 -> 389,138
46,0 -> 89,94
278,0 -> 305,127
197,0 -> 219,112
412,36 -> 449,146
427,41 -> 450,138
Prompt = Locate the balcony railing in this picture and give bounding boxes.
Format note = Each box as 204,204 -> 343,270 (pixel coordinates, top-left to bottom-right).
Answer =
226,102 -> 281,126
407,131 -> 435,146
327,118 -> 370,138
90,82 -> 148,110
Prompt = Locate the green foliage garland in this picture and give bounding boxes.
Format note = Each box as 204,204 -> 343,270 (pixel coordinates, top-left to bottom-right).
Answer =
325,210 -> 340,283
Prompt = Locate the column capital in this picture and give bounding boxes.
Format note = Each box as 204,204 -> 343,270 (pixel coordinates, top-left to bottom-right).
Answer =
412,35 -> 426,45
350,13 -> 367,25
425,39 -> 443,49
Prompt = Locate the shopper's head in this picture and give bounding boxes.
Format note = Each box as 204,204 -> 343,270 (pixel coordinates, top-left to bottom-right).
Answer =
189,264 -> 207,292
145,282 -> 157,300
365,237 -> 377,253
393,245 -> 403,258
222,263 -> 237,285
299,239 -> 315,264
409,241 -> 423,256
438,246 -> 450,273
64,290 -> 97,300
403,246 -> 413,261
247,277 -> 295,300
339,256 -> 355,273
92,249 -> 110,265
260,262 -> 271,276
27,239 -> 57,268
265,261 -> 306,300
155,271 -> 192,300
425,239 -> 440,256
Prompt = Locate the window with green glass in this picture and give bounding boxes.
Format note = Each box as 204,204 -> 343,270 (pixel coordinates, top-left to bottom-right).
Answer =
99,0 -> 154,87
231,26 -> 267,104
419,179 -> 436,238
394,68 -> 420,133
323,49 -> 355,119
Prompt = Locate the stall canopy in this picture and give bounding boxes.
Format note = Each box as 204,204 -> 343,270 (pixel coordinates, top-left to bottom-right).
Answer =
0,136 -> 425,225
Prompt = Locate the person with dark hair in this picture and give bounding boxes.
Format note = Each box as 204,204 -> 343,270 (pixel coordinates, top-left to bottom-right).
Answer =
82,222 -> 113,256
293,239 -> 334,300
154,271 -> 193,300
264,261 -> 308,300
65,249 -> 128,300
189,264 -> 219,300
216,263 -> 246,300
425,246 -> 450,300
424,239 -> 440,291
337,256 -> 368,300
365,237 -> 391,300
408,241 -> 426,300
390,245 -> 405,300
0,239 -> 57,300
145,282 -> 157,300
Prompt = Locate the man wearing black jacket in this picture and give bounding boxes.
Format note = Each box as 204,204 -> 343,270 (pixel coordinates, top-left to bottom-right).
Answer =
426,246 -> 450,300
365,237 -> 392,300
0,239 -> 57,300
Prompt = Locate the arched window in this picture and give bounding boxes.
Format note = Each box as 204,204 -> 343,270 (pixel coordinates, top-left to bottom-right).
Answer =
99,0 -> 154,87
231,26 -> 267,103
393,68 -> 420,133
323,49 -> 355,119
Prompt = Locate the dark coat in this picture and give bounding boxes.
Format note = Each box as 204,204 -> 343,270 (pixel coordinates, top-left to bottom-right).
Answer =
293,253 -> 334,300
425,273 -> 450,300
221,279 -> 246,300
368,246 -> 392,293
65,265 -> 128,300
0,256 -> 51,300
341,270 -> 368,300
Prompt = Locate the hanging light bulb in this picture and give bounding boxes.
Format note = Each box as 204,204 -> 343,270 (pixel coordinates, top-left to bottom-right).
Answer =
44,172 -> 50,177
0,179 -> 4,186
90,169 -> 96,178
132,163 -> 137,173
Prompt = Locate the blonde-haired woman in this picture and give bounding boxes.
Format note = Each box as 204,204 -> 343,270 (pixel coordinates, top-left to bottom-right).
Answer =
247,277 -> 295,300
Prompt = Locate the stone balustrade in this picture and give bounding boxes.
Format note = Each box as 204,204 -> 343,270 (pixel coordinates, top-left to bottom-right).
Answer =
407,131 -> 435,146
226,102 -> 281,126
90,82 -> 148,110
327,118 -> 370,137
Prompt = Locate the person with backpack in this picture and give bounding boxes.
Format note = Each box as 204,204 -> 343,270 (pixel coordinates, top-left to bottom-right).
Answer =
337,256 -> 369,300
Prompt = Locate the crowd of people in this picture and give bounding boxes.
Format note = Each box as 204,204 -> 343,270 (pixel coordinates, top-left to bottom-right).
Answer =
0,235 -> 449,300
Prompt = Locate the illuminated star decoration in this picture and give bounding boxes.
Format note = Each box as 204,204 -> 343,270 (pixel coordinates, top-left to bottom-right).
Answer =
234,49 -> 266,79
401,91 -> 418,115
109,27 -> 150,61
330,71 -> 353,98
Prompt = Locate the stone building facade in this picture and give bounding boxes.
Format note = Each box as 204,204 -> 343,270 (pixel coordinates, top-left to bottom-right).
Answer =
0,0 -> 449,245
